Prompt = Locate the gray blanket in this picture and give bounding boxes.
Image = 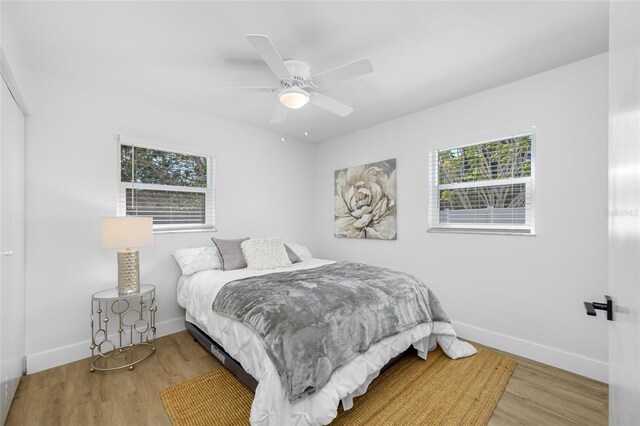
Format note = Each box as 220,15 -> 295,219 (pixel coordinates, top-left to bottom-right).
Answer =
212,262 -> 449,402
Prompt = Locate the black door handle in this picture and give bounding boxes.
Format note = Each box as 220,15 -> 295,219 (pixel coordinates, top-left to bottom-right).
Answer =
584,295 -> 613,321
584,302 -> 597,316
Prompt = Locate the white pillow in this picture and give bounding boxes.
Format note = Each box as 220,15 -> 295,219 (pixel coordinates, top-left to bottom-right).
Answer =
241,239 -> 292,270
171,246 -> 222,276
286,242 -> 312,259
265,237 -> 313,259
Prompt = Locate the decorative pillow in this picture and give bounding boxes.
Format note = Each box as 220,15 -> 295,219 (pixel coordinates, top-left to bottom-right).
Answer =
284,244 -> 301,264
266,238 -> 313,259
285,242 -> 312,259
211,237 -> 250,271
171,247 -> 223,276
241,239 -> 292,270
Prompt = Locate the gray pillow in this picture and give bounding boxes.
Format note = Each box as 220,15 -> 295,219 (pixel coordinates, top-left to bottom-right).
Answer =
284,244 -> 301,264
211,237 -> 249,271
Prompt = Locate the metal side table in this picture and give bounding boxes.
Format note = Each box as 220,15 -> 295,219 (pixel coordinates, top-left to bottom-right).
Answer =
90,284 -> 157,372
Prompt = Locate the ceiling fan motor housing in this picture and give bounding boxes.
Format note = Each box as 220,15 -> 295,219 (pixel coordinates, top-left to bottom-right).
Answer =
282,60 -> 312,87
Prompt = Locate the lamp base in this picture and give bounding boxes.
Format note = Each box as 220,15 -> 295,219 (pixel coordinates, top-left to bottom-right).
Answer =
117,249 -> 140,295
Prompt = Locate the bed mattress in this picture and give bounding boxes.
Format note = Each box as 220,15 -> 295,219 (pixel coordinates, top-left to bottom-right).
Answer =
178,258 -> 476,426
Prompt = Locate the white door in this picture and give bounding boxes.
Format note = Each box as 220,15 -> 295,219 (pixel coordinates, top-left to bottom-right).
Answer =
0,78 -> 26,424
608,2 -> 640,425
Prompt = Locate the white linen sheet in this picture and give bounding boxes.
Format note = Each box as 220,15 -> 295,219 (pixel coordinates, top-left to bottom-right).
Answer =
177,258 -> 476,426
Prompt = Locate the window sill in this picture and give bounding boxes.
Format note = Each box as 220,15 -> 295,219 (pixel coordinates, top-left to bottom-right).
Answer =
427,228 -> 536,237
153,227 -> 217,235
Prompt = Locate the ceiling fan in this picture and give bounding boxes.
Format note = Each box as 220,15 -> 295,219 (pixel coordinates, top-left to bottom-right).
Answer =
212,34 -> 374,124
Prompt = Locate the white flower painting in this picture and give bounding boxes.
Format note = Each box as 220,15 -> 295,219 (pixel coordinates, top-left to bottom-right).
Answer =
334,159 -> 397,240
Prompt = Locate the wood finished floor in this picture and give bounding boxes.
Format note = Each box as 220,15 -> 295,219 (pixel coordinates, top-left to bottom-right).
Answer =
6,331 -> 608,426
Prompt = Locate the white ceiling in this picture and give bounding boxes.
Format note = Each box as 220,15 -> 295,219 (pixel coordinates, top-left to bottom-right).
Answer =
5,1 -> 609,142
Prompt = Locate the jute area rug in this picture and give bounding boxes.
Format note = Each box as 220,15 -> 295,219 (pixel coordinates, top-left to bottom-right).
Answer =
160,347 -> 516,425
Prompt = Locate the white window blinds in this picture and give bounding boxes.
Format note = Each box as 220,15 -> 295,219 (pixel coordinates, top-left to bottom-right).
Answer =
428,132 -> 535,234
117,138 -> 215,232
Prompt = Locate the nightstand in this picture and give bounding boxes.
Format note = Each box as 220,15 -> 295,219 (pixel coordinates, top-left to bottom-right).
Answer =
90,284 -> 157,372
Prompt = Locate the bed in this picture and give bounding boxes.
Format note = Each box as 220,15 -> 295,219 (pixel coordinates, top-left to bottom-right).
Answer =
176,251 -> 476,426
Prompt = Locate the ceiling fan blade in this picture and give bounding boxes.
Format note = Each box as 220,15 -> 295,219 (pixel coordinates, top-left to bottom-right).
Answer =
310,93 -> 354,117
210,87 -> 278,93
246,34 -> 291,80
269,103 -> 289,124
312,58 -> 373,88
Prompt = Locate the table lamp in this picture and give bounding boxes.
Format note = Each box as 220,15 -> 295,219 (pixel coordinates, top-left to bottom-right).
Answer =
100,217 -> 153,294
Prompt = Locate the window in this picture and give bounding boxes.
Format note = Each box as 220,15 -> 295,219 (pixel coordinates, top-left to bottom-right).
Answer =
428,132 -> 534,234
117,138 -> 215,232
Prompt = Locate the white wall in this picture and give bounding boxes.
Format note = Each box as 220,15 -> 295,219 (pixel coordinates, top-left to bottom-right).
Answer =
25,70 -> 316,372
313,54 -> 609,382
1,6 -> 30,110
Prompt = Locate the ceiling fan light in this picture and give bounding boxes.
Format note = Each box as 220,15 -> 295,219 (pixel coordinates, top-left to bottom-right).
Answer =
279,87 -> 310,109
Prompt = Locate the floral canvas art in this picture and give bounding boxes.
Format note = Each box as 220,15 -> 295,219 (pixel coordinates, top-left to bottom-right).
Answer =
334,159 -> 397,240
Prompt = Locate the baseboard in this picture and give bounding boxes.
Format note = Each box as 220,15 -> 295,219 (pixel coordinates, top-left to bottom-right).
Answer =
452,320 -> 608,383
25,317 -> 186,374
27,317 -> 607,382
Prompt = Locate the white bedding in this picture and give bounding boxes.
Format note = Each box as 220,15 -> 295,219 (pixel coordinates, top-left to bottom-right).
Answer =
177,258 -> 476,426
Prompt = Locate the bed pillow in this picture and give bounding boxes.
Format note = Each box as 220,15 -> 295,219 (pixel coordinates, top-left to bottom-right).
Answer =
284,244 -> 301,264
211,237 -> 249,271
285,242 -> 312,259
241,239 -> 292,270
171,247 -> 222,276
266,238 -> 313,259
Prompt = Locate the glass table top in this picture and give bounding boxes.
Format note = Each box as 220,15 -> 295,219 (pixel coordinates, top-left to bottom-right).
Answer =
92,284 -> 155,301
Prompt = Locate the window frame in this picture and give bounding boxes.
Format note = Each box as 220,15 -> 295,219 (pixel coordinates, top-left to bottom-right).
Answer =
116,135 -> 216,234
427,129 -> 536,236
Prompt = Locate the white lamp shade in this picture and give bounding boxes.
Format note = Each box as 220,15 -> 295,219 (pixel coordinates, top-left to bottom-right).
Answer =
100,217 -> 154,249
